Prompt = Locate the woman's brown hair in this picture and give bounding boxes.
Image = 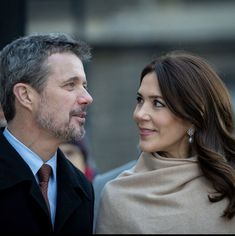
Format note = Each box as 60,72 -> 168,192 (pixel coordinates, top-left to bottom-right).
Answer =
140,50 -> 235,219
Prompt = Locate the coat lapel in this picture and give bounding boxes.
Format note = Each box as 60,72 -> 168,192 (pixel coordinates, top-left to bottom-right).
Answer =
0,130 -> 52,220
54,150 -> 91,233
29,180 -> 52,218
54,181 -> 82,232
0,129 -> 91,233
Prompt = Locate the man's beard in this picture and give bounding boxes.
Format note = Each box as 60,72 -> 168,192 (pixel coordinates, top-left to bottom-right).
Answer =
35,97 -> 85,142
37,114 -> 85,142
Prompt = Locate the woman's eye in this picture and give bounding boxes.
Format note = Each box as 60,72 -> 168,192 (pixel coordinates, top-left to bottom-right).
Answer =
136,96 -> 143,103
154,100 -> 165,108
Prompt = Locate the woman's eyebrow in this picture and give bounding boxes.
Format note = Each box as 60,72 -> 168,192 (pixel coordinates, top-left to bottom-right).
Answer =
137,92 -> 163,99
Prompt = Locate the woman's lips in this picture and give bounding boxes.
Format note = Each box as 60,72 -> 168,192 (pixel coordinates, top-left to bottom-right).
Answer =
139,128 -> 156,136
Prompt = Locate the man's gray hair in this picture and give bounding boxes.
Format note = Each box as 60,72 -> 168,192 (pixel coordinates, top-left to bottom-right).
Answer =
0,32 -> 91,121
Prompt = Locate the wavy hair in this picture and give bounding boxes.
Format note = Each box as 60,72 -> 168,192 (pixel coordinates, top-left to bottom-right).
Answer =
140,50 -> 235,219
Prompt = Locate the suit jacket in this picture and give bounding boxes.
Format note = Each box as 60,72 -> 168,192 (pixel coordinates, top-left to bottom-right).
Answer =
0,129 -> 94,235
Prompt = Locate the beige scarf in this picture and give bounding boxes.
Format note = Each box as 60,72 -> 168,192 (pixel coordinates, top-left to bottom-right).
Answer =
95,152 -> 235,234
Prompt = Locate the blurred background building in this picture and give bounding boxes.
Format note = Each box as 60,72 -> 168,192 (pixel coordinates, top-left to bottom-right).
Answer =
1,0 -> 235,173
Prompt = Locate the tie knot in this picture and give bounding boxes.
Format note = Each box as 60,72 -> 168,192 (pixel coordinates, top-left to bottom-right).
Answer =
38,164 -> 51,183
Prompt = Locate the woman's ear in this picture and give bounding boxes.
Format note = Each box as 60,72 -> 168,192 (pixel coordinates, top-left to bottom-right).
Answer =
13,83 -> 36,111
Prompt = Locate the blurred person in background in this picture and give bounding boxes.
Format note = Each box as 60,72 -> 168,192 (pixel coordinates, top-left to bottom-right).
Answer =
60,138 -> 97,182
0,32 -> 94,234
0,104 -> 6,127
95,51 -> 235,234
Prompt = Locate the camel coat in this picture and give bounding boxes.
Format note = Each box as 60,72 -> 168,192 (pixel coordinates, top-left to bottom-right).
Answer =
95,152 -> 235,234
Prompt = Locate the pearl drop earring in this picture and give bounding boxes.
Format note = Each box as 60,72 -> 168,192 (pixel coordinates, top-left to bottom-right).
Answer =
187,128 -> 194,144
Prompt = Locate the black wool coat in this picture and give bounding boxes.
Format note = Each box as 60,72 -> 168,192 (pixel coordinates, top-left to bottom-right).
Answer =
0,129 -> 94,235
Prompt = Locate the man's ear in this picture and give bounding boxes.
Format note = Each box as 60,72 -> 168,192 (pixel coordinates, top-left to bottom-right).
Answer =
13,83 -> 36,110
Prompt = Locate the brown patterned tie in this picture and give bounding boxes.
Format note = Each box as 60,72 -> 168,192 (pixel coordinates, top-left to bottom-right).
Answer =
38,164 -> 51,213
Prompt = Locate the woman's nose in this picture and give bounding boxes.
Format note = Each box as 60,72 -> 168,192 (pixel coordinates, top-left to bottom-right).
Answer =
134,106 -> 151,121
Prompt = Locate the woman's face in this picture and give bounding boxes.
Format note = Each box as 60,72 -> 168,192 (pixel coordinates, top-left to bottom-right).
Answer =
133,72 -> 192,158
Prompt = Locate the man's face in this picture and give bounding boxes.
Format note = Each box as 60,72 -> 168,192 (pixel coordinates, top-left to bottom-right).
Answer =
35,52 -> 93,142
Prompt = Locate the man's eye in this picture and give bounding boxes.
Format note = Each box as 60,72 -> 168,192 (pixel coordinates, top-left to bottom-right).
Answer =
64,82 -> 76,90
68,82 -> 75,87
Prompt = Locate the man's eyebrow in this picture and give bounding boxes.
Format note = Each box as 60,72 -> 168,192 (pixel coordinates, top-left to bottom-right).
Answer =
65,76 -> 79,82
63,76 -> 86,83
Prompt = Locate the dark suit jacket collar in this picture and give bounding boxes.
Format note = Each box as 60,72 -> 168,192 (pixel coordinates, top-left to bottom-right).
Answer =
56,148 -> 92,201
0,128 -> 92,232
54,149 -> 93,232
0,128 -> 90,200
0,128 -> 36,189
0,129 -> 52,221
